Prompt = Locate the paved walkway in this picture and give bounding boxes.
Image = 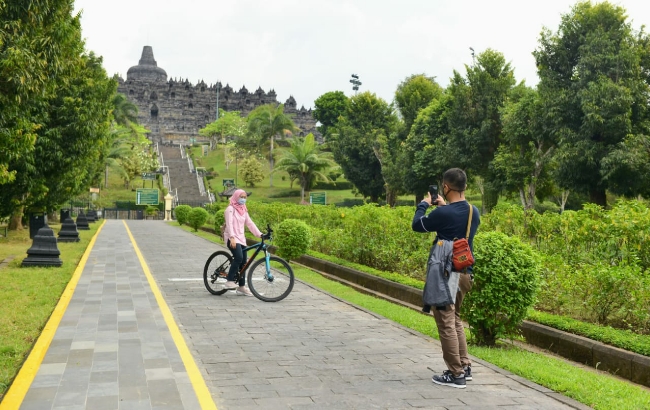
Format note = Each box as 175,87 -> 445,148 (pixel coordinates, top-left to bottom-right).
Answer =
7,220 -> 588,410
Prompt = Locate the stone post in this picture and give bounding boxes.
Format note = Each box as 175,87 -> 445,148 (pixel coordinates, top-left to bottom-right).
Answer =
164,193 -> 174,221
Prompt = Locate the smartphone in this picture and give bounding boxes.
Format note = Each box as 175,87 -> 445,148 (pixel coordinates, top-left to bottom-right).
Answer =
428,184 -> 438,199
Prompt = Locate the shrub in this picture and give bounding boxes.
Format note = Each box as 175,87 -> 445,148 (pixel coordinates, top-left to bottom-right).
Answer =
174,205 -> 192,225
274,219 -> 312,261
203,203 -> 220,215
464,231 -> 541,346
187,207 -> 209,232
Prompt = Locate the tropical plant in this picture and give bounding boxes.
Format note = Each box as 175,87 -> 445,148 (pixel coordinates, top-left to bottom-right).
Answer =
187,207 -> 209,231
174,205 -> 192,225
238,157 -> 265,187
247,104 -> 299,187
273,134 -> 335,203
463,231 -> 541,346
274,219 -> 312,261
111,92 -> 138,126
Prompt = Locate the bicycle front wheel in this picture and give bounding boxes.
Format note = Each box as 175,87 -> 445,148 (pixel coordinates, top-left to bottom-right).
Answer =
247,256 -> 294,302
203,251 -> 233,295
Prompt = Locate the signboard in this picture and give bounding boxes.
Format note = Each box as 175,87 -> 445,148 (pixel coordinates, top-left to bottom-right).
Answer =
223,179 -> 235,187
89,187 -> 100,193
142,172 -> 156,181
136,188 -> 159,205
309,192 -> 326,205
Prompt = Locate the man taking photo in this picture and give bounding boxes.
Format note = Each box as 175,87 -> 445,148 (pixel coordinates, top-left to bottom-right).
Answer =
412,168 -> 480,389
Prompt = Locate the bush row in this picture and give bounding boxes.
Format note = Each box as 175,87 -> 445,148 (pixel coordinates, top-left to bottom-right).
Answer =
245,200 -> 650,334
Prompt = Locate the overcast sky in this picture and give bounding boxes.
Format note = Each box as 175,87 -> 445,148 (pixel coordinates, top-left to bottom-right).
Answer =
74,0 -> 650,110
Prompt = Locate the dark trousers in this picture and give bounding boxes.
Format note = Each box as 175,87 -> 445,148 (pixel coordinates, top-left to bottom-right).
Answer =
432,273 -> 473,376
227,242 -> 247,286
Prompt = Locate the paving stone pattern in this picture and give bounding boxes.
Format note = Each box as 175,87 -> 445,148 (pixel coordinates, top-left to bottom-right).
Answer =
126,220 -> 584,410
21,221 -> 200,410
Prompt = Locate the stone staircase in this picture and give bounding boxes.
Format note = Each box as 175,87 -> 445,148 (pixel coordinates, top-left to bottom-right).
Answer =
159,145 -> 206,204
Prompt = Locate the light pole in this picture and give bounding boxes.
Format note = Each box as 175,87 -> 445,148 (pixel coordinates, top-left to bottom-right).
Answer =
470,47 -> 476,66
349,74 -> 361,95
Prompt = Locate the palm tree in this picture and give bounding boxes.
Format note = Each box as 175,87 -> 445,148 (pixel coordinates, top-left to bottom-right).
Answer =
247,104 -> 298,187
274,134 -> 336,203
111,93 -> 138,126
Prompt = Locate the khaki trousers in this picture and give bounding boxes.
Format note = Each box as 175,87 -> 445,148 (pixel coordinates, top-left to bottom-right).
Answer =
432,273 -> 473,377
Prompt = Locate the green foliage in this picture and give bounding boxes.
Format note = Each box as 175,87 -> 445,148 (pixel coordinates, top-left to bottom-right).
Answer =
312,181 -> 354,190
534,1 -> 650,205
203,203 -> 220,215
274,219 -> 312,261
528,310 -> 650,357
239,157 -> 265,187
394,74 -> 443,131
187,207 -> 209,232
330,92 -> 398,203
145,205 -> 158,216
313,91 -> 349,136
273,134 -> 336,202
174,205 -> 192,226
464,231 -> 541,346
199,109 -> 246,144
247,103 -> 298,187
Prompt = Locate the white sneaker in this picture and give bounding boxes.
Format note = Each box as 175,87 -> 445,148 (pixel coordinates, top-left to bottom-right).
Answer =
224,281 -> 238,290
236,287 -> 253,296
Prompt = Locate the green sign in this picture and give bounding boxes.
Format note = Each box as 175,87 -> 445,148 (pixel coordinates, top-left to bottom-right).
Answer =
141,172 -> 156,180
309,192 -> 326,205
223,179 -> 235,187
136,189 -> 159,205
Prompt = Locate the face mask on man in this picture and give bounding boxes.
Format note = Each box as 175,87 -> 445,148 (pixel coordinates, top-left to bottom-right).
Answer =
237,198 -> 247,205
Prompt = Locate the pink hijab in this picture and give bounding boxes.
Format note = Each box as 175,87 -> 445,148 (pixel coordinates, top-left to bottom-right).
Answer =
229,189 -> 248,216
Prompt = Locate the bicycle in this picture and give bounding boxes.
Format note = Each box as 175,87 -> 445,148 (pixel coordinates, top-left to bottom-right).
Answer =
203,225 -> 295,302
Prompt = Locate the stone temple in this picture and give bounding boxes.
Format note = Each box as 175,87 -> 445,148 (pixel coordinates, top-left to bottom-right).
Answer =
116,46 -> 318,144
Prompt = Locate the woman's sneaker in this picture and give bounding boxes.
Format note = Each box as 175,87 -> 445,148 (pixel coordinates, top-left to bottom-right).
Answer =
236,286 -> 253,296
464,366 -> 472,381
224,281 -> 238,290
432,370 -> 466,389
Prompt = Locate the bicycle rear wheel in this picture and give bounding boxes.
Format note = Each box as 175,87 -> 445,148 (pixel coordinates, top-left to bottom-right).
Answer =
247,256 -> 294,302
203,251 -> 233,295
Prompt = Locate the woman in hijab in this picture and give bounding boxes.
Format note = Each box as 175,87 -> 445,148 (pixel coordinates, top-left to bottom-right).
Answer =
223,189 -> 263,296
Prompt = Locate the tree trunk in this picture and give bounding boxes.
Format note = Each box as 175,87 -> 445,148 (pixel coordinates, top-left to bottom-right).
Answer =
300,186 -> 305,203
269,135 -> 274,187
589,189 -> 607,207
105,165 -> 109,188
9,206 -> 24,230
385,187 -> 397,208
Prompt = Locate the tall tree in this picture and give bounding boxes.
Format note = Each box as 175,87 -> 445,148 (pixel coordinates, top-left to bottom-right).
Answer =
492,86 -> 556,210
111,92 -> 138,126
274,134 -> 335,203
0,53 -> 116,227
247,104 -> 298,187
199,109 -> 246,145
446,49 -> 516,212
313,91 -> 349,137
401,95 -> 454,201
534,1 -> 650,206
330,92 -> 397,203
394,74 -> 443,132
0,0 -> 85,186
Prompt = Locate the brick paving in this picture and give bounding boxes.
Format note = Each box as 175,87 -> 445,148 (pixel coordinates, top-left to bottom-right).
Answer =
13,220 -> 589,409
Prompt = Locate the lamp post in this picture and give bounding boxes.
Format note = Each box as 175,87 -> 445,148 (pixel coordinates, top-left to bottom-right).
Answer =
349,74 -> 362,95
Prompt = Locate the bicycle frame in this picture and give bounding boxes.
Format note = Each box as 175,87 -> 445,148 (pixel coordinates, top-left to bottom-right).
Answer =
233,238 -> 273,280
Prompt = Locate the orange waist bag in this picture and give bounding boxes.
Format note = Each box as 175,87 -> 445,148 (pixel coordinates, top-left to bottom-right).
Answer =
452,204 -> 474,271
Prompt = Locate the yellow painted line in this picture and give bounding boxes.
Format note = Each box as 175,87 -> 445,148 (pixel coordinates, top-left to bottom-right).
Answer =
122,221 -> 217,410
0,220 -> 106,410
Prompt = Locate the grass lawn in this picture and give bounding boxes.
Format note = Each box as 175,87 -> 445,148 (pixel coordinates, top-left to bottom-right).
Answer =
0,222 -> 100,398
173,222 -> 650,410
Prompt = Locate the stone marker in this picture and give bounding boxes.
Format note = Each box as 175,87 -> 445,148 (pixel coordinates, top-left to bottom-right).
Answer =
22,224 -> 63,267
58,216 -> 80,243
76,211 -> 90,230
